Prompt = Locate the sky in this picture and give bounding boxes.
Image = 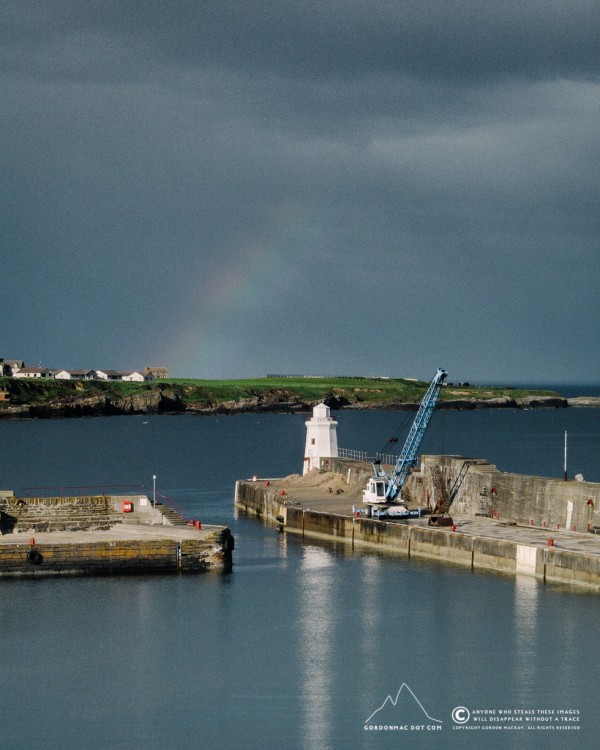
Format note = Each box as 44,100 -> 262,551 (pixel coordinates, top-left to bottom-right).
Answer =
1,1 -> 599,385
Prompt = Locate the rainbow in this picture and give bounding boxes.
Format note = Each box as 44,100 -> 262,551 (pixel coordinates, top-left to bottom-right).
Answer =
165,203 -> 306,377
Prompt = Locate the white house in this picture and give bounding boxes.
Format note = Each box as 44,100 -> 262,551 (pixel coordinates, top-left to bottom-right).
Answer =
101,370 -> 144,382
122,371 -> 144,382
12,366 -> 44,379
66,369 -> 96,380
43,369 -> 71,379
101,370 -> 126,381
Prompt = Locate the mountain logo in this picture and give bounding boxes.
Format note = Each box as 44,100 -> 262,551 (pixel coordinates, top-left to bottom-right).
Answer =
364,683 -> 443,727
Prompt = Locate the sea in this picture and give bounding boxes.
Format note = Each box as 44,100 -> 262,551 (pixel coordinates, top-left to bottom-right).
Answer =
0,399 -> 599,750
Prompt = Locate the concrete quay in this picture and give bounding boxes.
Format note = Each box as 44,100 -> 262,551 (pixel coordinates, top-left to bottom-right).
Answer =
235,461 -> 600,591
0,493 -> 233,577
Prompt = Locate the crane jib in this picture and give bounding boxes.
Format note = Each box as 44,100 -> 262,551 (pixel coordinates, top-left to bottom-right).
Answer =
385,368 -> 447,500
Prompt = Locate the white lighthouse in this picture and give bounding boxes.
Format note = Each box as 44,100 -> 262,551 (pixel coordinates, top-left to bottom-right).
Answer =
303,403 -> 338,474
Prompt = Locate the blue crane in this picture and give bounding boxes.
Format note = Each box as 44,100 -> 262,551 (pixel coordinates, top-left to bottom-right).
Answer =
363,368 -> 448,513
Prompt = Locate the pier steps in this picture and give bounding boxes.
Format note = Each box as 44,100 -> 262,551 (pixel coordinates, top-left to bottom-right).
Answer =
154,502 -> 187,526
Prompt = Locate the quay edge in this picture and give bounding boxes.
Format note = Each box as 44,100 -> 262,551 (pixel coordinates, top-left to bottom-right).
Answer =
234,457 -> 600,591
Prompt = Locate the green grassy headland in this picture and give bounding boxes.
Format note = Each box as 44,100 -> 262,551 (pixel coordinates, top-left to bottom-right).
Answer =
0,374 -> 559,410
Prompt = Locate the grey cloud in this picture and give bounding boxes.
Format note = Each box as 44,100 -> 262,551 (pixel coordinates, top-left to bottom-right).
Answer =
4,1 -> 600,84
1,1 -> 598,381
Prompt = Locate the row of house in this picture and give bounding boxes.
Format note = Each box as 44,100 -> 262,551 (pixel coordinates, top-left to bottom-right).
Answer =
1,360 -> 169,382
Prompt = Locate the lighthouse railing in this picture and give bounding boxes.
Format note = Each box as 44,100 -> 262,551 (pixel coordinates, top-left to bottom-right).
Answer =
337,448 -> 401,466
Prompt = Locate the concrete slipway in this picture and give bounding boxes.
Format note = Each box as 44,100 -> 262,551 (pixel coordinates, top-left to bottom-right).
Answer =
235,457 -> 600,592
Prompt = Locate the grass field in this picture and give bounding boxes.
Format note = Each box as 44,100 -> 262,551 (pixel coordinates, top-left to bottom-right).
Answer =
158,377 -> 557,404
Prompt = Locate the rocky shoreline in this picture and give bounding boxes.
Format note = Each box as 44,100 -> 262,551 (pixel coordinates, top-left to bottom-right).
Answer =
0,389 -> 590,420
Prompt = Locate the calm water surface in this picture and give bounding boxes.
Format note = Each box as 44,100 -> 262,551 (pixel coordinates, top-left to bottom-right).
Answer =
0,408 -> 598,749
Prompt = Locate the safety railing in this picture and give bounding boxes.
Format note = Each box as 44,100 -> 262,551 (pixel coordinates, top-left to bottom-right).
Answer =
337,449 -> 402,466
154,492 -> 188,523
338,448 -> 369,461
20,483 -> 147,498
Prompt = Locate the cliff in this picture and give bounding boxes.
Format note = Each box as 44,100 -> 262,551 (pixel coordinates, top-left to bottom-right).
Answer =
0,378 -> 570,419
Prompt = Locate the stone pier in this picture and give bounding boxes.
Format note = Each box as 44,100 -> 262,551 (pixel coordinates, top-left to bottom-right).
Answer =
0,492 -> 233,576
235,457 -> 600,591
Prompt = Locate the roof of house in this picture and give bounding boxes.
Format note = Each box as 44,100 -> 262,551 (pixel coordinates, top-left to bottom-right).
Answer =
16,366 -> 45,374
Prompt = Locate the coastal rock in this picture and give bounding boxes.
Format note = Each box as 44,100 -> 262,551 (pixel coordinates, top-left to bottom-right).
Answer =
515,396 -> 568,408
0,388 -> 186,418
567,397 -> 600,408
106,391 -> 163,414
0,382 -> 571,419
187,393 -> 311,414
439,396 -> 568,410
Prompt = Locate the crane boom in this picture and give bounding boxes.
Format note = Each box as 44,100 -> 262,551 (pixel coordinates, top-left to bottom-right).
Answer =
363,368 -> 447,508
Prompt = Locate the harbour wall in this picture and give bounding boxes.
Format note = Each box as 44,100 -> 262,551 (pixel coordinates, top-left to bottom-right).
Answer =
0,494 -> 179,534
0,530 -> 233,577
407,455 -> 600,531
234,477 -> 600,589
317,456 -> 600,532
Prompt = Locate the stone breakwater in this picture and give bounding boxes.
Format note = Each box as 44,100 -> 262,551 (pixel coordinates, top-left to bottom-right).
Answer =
0,493 -> 233,577
234,459 -> 600,591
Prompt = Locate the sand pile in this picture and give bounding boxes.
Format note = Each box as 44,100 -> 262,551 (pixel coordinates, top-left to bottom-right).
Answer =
284,469 -> 363,497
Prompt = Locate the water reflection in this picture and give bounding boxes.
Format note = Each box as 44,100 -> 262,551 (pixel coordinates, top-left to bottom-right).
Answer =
513,574 -> 540,703
357,555 -> 385,716
299,545 -> 336,750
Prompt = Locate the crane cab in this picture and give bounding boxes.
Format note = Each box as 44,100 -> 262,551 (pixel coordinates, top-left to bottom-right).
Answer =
363,478 -> 388,504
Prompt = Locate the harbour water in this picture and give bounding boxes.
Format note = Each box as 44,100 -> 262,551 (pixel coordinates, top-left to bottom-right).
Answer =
0,406 -> 598,749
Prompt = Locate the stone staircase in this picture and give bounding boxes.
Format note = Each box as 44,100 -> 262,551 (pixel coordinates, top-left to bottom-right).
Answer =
155,501 -> 187,526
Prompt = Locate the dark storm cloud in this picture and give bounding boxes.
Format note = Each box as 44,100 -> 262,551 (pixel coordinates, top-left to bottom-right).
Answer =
5,0 -> 599,82
1,1 -> 598,381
